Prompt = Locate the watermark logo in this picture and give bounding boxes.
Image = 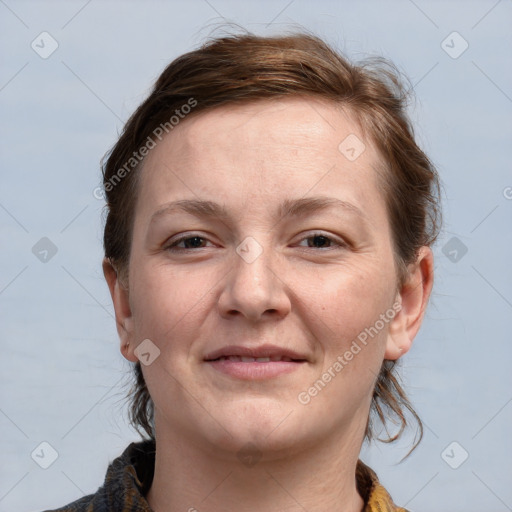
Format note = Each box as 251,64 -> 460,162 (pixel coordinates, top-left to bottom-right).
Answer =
32,237 -> 58,263
338,134 -> 366,162
441,441 -> 469,469
441,31 -> 469,59
237,442 -> 263,468
31,441 -> 59,469
134,338 -> 161,366
31,32 -> 59,59
442,236 -> 468,263
236,236 -> 263,264
93,186 -> 106,200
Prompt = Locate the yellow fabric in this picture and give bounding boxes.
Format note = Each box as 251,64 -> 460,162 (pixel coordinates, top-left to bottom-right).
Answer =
358,459 -> 409,511
366,484 -> 408,511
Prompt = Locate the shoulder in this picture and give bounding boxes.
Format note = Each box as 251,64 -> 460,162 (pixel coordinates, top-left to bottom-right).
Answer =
357,459 -> 410,512
39,439 -> 156,512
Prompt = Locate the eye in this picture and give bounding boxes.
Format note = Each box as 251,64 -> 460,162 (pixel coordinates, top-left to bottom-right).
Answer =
165,234 -> 213,251
165,232 -> 347,252
296,233 -> 346,250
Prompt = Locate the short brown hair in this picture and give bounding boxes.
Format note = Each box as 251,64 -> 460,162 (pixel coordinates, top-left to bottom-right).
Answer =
102,28 -> 441,451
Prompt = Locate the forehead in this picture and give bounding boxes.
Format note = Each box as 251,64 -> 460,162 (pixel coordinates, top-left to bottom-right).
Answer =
165,97 -> 368,161
137,97 -> 386,220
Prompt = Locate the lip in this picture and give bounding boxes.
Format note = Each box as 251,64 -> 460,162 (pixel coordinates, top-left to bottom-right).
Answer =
203,344 -> 308,362
203,344 -> 308,381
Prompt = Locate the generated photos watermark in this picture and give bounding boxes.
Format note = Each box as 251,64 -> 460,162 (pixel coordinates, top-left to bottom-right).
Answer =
93,97 -> 198,200
297,300 -> 402,405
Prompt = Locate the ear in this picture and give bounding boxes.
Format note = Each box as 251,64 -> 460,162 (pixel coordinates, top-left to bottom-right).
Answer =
102,258 -> 138,363
385,246 -> 434,360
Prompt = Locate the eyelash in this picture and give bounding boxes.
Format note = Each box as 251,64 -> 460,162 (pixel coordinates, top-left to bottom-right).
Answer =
165,232 -> 347,252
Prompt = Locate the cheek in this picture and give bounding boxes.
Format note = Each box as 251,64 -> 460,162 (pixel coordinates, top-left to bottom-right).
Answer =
296,258 -> 395,342
130,261 -> 216,343
297,268 -> 393,404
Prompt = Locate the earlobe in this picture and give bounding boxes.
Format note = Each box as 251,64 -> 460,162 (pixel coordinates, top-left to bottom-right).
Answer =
102,258 -> 138,363
385,328 -> 410,360
385,247 -> 434,360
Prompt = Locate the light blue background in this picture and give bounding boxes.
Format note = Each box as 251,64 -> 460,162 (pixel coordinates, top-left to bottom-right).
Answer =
1,1 -> 511,511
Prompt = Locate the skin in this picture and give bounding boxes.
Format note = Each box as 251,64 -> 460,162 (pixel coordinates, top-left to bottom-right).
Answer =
104,96 -> 434,512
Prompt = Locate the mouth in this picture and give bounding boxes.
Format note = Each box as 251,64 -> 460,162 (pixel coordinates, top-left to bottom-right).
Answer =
203,344 -> 308,380
207,355 -> 302,363
203,343 -> 308,362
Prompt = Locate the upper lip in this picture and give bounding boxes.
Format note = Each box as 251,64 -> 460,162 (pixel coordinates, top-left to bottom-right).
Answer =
203,344 -> 308,361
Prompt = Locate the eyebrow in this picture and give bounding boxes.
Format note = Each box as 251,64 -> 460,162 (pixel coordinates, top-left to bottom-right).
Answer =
149,196 -> 369,228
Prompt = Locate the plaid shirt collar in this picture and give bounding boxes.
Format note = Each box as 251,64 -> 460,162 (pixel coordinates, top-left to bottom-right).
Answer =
48,440 -> 408,512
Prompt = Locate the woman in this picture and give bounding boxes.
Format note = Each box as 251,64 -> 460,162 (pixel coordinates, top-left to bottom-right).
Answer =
47,29 -> 440,512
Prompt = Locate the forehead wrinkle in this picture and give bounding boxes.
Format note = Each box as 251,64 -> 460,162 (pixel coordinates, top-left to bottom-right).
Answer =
148,195 -> 370,230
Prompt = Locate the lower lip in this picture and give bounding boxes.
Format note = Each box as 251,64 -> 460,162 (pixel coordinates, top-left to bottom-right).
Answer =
206,359 -> 305,380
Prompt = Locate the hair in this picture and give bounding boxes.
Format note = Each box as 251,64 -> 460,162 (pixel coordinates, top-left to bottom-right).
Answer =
101,27 -> 442,453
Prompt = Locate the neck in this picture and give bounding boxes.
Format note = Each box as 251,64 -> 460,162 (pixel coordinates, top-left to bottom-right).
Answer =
146,418 -> 366,512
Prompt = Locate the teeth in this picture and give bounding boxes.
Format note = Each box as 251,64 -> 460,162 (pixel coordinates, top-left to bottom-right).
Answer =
218,356 -> 292,362
271,355 -> 292,362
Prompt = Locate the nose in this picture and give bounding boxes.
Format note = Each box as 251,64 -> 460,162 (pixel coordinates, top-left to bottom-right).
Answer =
217,238 -> 291,322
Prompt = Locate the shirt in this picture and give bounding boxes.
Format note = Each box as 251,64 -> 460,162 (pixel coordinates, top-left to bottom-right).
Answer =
43,439 -> 409,512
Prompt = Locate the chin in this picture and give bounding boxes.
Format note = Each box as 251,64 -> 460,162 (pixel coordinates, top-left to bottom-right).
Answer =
202,399 -> 312,456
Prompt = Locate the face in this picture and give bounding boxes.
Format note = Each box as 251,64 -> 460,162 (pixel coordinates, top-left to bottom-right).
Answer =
110,97 -> 423,458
